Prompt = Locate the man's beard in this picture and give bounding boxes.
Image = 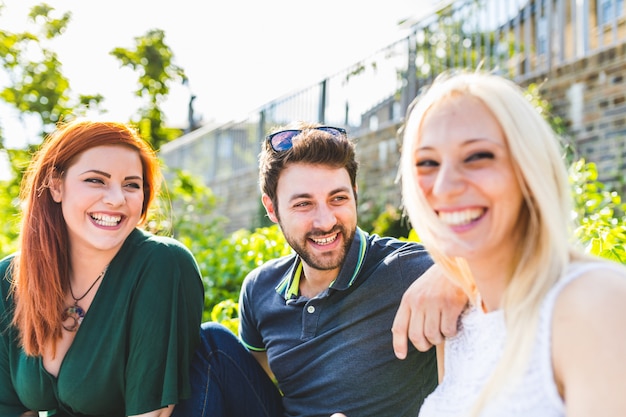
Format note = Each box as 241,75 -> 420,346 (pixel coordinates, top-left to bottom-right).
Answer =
281,224 -> 356,271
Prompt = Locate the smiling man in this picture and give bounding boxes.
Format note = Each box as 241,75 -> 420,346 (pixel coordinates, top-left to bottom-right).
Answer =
173,122 -> 467,417
237,122 -> 439,417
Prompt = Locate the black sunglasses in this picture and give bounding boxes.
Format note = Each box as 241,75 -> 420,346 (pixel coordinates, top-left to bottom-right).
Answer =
265,126 -> 347,152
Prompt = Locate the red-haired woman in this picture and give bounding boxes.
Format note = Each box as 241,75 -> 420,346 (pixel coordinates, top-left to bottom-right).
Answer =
0,119 -> 204,416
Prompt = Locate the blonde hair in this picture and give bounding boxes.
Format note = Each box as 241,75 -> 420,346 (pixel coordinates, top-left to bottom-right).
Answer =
400,70 -> 581,414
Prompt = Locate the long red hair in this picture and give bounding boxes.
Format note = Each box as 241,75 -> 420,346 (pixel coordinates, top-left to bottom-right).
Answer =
10,119 -> 162,356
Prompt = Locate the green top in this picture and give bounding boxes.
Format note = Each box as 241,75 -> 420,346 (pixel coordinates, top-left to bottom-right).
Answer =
0,228 -> 204,417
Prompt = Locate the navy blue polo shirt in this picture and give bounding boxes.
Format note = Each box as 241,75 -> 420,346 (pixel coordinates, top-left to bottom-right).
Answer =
239,228 -> 438,417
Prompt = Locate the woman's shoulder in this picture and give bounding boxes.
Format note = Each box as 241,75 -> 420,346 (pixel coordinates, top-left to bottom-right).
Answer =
556,260 -> 626,311
0,254 -> 16,285
0,252 -> 16,268
551,260 -> 626,347
126,228 -> 195,260
0,254 -> 17,310
550,261 -> 626,411
114,229 -> 200,280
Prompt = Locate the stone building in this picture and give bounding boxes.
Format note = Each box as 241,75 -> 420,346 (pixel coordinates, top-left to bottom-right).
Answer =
161,0 -> 626,233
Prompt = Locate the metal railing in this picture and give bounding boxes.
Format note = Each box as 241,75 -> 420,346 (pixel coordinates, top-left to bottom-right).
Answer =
161,0 -> 626,186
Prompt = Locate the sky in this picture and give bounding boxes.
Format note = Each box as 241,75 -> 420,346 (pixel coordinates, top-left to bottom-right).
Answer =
0,0 -> 435,153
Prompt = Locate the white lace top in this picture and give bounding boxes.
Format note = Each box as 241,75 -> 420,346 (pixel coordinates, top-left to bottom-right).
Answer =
418,262 -> 616,417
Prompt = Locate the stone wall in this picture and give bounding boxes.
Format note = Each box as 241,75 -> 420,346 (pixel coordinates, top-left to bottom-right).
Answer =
213,46 -> 626,233
208,166 -> 264,233
540,44 -> 626,189
352,123 -> 404,221
354,43 -> 626,226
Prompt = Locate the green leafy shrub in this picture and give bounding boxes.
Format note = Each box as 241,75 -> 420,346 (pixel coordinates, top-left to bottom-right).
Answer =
370,204 -> 412,238
210,299 -> 240,335
570,159 -> 626,263
200,225 -> 292,322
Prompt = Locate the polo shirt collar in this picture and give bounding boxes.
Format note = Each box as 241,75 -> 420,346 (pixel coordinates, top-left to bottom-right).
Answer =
275,227 -> 368,300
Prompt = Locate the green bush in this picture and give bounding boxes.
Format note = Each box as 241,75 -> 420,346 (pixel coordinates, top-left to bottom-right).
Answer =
200,225 -> 292,322
570,159 -> 626,263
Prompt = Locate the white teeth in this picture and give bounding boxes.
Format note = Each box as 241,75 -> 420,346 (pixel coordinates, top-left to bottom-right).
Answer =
438,208 -> 484,226
91,213 -> 121,227
312,235 -> 337,245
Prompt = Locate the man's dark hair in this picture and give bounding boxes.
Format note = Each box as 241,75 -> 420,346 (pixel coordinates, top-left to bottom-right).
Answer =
259,121 -> 359,212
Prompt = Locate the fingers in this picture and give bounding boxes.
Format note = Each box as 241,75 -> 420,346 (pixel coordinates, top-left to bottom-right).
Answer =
439,295 -> 465,338
406,303 -> 432,352
422,309 -> 444,348
439,280 -> 468,338
391,297 -> 410,359
393,289 -> 433,356
439,310 -> 459,339
392,263 -> 469,356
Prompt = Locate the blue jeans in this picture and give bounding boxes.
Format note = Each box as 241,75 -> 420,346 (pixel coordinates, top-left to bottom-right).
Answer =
171,322 -> 284,417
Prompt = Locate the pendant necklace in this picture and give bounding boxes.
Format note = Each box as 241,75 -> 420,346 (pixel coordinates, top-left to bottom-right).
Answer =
62,265 -> 109,332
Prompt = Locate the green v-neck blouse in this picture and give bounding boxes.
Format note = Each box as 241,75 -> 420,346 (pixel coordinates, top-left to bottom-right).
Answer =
0,228 -> 204,416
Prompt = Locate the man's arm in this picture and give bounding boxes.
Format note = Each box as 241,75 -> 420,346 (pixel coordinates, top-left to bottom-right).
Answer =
250,350 -> 275,381
391,264 -> 468,356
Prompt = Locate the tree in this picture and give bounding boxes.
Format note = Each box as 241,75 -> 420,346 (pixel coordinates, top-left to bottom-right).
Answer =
110,29 -> 187,150
0,3 -> 105,255
0,3 -> 192,254
0,3 -> 105,147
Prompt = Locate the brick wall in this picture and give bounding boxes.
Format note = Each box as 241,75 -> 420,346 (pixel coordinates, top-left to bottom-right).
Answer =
213,47 -> 626,233
353,123 -> 404,221
540,44 -> 626,189
209,166 -> 264,233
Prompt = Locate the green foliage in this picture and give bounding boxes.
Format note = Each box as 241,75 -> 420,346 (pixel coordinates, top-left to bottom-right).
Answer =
110,29 -> 186,150
152,169 -> 292,324
210,299 -> 240,335
0,3 -> 104,144
0,148 -> 31,258
150,169 -> 292,323
370,204 -> 412,238
570,159 -> 626,263
198,225 -> 292,322
0,2 -> 184,175
524,83 -> 567,136
357,190 -> 410,238
405,229 -> 421,243
0,177 -> 20,257
161,168 -> 226,243
0,3 -> 191,257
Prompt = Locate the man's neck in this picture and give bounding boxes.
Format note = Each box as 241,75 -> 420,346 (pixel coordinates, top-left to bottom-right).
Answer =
299,265 -> 340,298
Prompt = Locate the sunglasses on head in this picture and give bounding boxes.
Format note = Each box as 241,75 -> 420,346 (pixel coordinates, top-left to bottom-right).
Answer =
265,126 -> 347,152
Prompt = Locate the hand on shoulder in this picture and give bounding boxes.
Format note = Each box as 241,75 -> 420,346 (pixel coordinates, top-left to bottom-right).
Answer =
392,263 -> 468,356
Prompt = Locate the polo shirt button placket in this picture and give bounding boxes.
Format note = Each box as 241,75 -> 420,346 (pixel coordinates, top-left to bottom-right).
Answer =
302,302 -> 320,340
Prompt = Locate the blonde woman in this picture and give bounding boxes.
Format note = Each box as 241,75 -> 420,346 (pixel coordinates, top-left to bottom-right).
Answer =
399,71 -> 626,416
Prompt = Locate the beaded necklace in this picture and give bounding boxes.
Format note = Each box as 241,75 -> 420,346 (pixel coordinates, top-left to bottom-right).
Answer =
62,265 -> 108,332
